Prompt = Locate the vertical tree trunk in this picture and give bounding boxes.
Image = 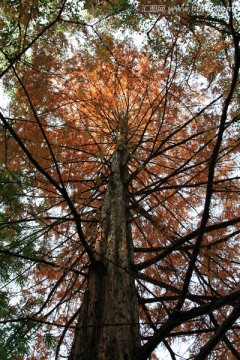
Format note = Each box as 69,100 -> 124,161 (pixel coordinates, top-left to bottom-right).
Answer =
69,142 -> 140,360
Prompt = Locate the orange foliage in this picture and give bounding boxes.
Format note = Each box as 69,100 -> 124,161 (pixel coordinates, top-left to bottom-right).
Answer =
0,8 -> 239,359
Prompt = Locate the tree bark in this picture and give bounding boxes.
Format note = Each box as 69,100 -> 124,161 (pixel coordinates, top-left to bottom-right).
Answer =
69,142 -> 140,360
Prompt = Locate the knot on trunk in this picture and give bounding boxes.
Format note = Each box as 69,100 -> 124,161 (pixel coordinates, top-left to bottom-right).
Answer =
91,259 -> 106,274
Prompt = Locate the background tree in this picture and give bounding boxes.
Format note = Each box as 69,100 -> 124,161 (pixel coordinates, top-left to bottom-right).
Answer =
0,0 -> 240,359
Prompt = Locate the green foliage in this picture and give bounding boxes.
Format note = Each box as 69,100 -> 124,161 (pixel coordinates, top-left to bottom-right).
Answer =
0,291 -> 33,359
0,325 -> 30,359
44,333 -> 57,349
0,170 -> 22,212
0,291 -> 9,317
0,0 -> 66,72
0,168 -> 34,358
0,168 -> 27,252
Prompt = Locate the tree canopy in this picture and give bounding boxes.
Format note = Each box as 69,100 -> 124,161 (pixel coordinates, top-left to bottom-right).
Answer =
0,0 -> 240,359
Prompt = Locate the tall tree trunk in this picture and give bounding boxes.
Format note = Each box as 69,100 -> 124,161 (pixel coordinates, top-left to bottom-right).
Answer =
69,142 -> 140,360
